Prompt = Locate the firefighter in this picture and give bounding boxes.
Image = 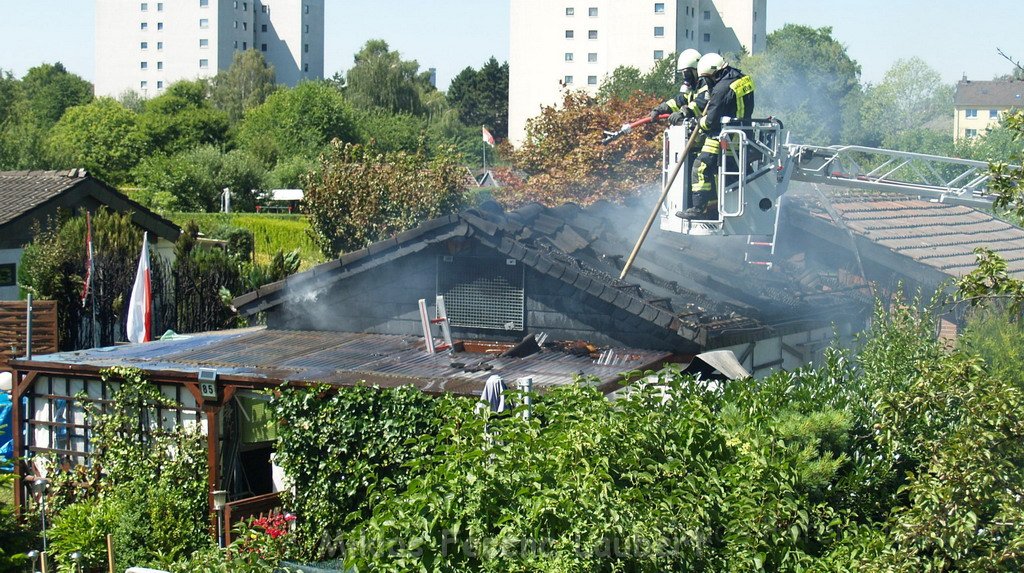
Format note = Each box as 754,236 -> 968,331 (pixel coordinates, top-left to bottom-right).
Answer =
649,49 -> 704,125
681,52 -> 756,219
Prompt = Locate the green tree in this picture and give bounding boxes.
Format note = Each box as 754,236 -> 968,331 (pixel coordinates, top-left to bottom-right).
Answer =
138,80 -> 230,156
236,81 -> 360,164
739,25 -> 862,145
208,49 -> 278,123
596,55 -> 680,103
134,145 -> 267,211
45,97 -> 145,185
19,62 -> 93,128
446,57 -> 510,139
304,141 -> 465,256
859,57 -> 953,148
343,39 -> 434,115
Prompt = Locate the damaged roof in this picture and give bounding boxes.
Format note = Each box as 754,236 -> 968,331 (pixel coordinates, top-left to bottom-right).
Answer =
787,188 -> 1024,279
11,327 -> 671,396
235,199 -> 863,347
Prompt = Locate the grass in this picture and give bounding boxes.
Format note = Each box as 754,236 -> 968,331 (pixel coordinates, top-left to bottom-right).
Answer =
167,213 -> 326,270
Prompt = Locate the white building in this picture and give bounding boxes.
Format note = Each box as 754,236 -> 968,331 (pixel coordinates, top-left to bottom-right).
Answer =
94,0 -> 325,98
509,0 -> 767,144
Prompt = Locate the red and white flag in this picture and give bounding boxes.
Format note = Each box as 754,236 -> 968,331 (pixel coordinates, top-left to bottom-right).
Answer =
80,212 -> 93,308
126,232 -> 152,343
482,126 -> 495,147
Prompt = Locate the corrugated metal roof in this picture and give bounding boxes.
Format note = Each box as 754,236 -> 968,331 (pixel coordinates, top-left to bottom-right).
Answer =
11,328 -> 671,396
954,79 -> 1024,108
807,194 -> 1024,278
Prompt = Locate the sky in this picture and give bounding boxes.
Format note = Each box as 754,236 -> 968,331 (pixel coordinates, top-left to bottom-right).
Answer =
0,0 -> 1021,89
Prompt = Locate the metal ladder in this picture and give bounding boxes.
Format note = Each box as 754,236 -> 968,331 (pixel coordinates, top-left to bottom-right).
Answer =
418,295 -> 453,354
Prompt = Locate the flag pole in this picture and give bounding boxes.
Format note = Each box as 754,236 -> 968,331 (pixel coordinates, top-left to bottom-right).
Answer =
482,125 -> 487,172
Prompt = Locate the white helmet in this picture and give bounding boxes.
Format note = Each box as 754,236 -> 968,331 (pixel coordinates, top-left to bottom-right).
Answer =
697,52 -> 726,77
677,48 -> 702,72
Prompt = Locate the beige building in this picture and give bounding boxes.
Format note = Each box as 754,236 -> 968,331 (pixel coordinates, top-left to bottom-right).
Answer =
953,78 -> 1024,140
509,0 -> 767,144
94,0 -> 324,99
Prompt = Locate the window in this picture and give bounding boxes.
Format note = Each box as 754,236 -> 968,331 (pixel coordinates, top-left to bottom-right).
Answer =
157,41 -> 163,50
304,24 -> 309,33
565,52 -> 574,62
234,20 -> 238,28
200,0 -> 207,5
990,109 -> 1000,119
703,33 -> 711,42
304,4 -> 309,13
234,40 -> 238,48
654,3 -> 665,13
141,2 -> 148,10
261,43 -> 267,51
754,10 -> 758,21
200,38 -> 209,48
588,75 -> 597,85
965,128 -> 978,137
304,63 -> 309,72
588,29 -> 597,39
243,22 -> 248,30
233,0 -> 237,7
140,61 -> 148,69
685,29 -> 690,39
654,26 -> 664,37
242,2 -> 248,10
564,75 -> 573,84
588,52 -> 597,62
157,2 -> 163,9
140,80 -> 148,89
156,61 -> 163,70
157,22 -> 163,30
262,24 -> 267,32
703,10 -> 711,20
141,22 -> 148,30
588,7 -> 597,16
304,43 -> 309,53
565,29 -> 574,39
242,41 -> 247,49
565,7 -> 574,16
654,50 -> 664,60
141,41 -> 148,49
261,4 -> 268,13
200,59 -> 209,69
965,109 -> 978,118
0,263 -> 14,287
200,18 -> 209,28
157,80 -> 163,88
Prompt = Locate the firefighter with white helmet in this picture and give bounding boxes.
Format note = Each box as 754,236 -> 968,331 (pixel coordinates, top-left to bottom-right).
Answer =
682,52 -> 755,219
649,49 -> 706,125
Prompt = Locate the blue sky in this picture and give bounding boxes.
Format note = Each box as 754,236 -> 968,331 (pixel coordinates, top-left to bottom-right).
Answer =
0,0 -> 1021,89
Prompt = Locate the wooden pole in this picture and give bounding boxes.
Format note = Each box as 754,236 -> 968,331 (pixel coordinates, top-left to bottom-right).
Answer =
107,533 -> 115,573
619,126 -> 702,280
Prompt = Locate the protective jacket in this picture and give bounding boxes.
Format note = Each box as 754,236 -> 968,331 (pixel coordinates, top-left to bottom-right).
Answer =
698,66 -> 755,135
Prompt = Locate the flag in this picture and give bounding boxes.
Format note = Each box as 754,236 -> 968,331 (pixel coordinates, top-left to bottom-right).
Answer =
80,212 -> 93,308
126,232 -> 152,343
482,126 -> 495,147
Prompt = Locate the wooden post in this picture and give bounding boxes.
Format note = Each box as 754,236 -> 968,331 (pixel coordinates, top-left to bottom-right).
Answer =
206,406 -> 219,537
107,533 -> 115,573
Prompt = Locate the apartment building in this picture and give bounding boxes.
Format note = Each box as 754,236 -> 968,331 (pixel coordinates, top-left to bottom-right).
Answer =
509,0 -> 766,144
953,77 -> 1024,139
94,0 -> 324,98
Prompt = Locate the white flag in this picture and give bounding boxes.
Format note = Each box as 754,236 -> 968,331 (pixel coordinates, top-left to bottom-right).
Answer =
482,126 -> 495,147
126,232 -> 152,343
